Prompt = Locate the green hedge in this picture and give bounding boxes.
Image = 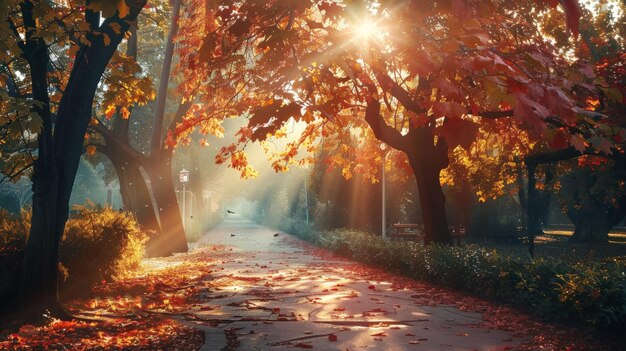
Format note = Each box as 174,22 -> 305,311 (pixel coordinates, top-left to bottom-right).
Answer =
277,219 -> 626,331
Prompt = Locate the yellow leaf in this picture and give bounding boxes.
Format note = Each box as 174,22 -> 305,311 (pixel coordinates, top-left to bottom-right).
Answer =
86,145 -> 97,156
120,106 -> 130,119
104,105 -> 116,119
117,1 -> 130,18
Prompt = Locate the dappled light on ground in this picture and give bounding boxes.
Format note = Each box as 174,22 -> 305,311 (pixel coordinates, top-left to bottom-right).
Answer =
1,216 -> 620,350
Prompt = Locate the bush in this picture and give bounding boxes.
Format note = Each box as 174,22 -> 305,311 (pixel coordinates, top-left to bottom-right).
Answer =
0,206 -> 148,304
0,209 -> 28,310
60,206 -> 148,297
284,225 -> 626,331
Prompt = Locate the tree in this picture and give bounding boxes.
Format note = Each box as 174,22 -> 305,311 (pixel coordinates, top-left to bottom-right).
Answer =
559,157 -> 626,243
88,0 -> 247,256
177,0 -> 604,245
1,0 -> 147,320
518,0 -> 626,248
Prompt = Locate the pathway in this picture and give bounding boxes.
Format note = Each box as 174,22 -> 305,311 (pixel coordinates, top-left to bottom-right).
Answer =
178,214 -> 524,350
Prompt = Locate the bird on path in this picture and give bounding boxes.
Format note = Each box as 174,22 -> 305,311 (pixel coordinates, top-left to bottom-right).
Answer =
230,233 -> 235,237
227,210 -> 235,214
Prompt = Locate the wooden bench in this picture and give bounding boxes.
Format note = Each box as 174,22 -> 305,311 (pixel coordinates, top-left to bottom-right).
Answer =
388,223 -> 465,245
387,224 -> 423,242
450,228 -> 466,245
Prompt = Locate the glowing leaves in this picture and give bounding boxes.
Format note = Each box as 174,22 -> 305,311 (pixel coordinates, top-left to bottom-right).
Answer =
231,151 -> 259,179
482,77 -> 508,110
318,1 -> 344,24
165,130 -> 176,149
248,99 -> 303,141
214,141 -> 259,179
432,101 -> 465,119
435,118 -> 479,150
513,94 -> 549,133
431,77 -> 460,100
86,145 -> 97,156
100,52 -> 155,120
407,51 -> 440,78
120,106 -> 130,119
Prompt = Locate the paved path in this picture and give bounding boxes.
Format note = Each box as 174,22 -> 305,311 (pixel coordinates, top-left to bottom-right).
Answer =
178,214 -> 524,351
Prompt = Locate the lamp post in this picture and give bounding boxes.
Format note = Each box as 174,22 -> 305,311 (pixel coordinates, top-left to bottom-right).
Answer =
304,164 -> 310,225
380,143 -> 387,238
179,168 -> 189,230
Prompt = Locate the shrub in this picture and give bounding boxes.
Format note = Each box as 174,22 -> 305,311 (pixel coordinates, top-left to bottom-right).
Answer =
60,206 -> 148,297
0,206 -> 148,304
0,209 -> 28,310
284,224 -> 626,331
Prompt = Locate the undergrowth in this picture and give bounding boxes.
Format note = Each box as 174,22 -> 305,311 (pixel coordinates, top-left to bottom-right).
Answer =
0,206 -> 148,308
276,218 -> 626,332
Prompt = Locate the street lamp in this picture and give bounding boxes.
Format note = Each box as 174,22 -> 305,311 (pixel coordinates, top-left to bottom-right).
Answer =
304,164 -> 310,225
179,168 -> 189,230
380,143 -> 387,238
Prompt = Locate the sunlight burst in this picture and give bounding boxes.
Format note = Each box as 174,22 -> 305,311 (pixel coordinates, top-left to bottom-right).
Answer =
351,18 -> 383,42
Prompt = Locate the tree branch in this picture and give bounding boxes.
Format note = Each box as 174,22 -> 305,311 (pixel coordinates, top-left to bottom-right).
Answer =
364,93 -> 408,151
151,0 -> 183,153
89,119 -> 148,167
162,100 -> 193,148
370,67 -> 426,116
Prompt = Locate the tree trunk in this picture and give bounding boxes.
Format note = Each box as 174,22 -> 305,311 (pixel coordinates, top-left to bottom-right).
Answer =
19,3 -> 146,320
17,0 -> 65,317
567,197 -> 625,244
144,150 -> 188,257
406,139 -> 451,245
568,210 -> 612,243
106,147 -> 160,234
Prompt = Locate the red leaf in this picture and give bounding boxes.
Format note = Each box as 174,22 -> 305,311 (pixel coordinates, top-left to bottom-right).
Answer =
434,118 -> 479,149
570,134 -> 587,153
432,101 -> 465,118
550,130 -> 569,150
514,94 -> 549,132
543,87 -> 575,121
432,77 -> 461,100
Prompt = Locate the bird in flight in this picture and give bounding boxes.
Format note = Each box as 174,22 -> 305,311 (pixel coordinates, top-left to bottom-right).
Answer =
227,210 -> 235,214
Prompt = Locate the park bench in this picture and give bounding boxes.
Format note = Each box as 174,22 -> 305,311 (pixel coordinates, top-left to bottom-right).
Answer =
387,224 -> 423,242
387,223 -> 465,245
